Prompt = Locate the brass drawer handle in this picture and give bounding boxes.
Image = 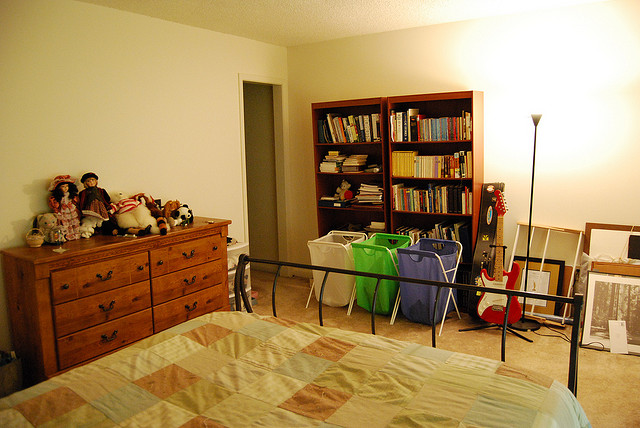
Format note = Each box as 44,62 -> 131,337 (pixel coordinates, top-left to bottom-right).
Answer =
182,250 -> 196,259
101,330 -> 118,342
213,246 -> 218,251
137,265 -> 145,271
62,284 -> 70,290
185,301 -> 198,312
183,276 -> 196,286
157,260 -> 164,266
98,300 -> 116,312
96,271 -> 113,281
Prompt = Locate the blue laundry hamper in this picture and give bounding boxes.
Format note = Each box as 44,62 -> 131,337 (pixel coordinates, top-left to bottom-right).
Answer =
397,238 -> 461,325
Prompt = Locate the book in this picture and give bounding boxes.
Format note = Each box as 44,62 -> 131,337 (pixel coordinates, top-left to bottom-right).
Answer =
318,197 -> 353,208
325,113 -> 339,143
363,115 -> 372,142
371,113 -> 380,141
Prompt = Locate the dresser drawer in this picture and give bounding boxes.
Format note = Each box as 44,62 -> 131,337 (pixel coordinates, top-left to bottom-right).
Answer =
51,253 -> 150,304
57,309 -> 153,370
149,235 -> 223,277
152,261 -> 226,305
153,285 -> 226,333
53,281 -> 151,338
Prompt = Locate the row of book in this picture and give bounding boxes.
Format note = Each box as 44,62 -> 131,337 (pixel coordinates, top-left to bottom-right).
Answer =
390,109 -> 472,142
319,113 -> 382,144
392,150 -> 472,178
392,183 -> 472,214
394,221 -> 472,262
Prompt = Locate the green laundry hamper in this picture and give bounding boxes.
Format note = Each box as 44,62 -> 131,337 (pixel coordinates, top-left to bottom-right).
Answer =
351,233 -> 411,317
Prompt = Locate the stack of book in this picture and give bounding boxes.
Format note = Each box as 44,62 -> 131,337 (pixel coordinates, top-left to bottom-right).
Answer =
365,221 -> 386,235
319,151 -> 346,173
356,183 -> 383,204
342,154 -> 368,172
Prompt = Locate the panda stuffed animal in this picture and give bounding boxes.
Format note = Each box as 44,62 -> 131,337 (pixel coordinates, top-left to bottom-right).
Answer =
172,204 -> 193,227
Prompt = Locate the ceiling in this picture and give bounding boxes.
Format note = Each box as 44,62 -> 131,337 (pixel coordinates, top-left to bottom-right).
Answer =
76,0 -> 609,47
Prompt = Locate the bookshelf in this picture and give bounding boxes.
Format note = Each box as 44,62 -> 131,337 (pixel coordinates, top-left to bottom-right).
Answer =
312,97 -> 389,237
387,91 -> 484,263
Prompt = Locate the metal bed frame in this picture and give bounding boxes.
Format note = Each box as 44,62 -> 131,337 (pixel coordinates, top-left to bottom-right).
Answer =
232,254 -> 584,396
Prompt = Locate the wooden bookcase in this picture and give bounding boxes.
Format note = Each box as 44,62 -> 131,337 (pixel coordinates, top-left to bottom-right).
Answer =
311,91 -> 484,265
312,97 -> 389,236
387,91 -> 484,262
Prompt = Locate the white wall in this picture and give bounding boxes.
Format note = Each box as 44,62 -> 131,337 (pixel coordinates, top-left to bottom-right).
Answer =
0,0 -> 287,350
286,0 -> 640,268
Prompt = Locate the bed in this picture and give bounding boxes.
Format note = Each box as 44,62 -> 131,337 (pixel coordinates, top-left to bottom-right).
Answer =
0,256 -> 590,427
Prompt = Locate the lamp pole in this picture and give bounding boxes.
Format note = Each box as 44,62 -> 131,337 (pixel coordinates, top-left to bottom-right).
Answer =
511,114 -> 542,332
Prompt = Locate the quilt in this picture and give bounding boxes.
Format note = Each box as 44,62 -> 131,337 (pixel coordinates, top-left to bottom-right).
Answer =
0,311 -> 590,427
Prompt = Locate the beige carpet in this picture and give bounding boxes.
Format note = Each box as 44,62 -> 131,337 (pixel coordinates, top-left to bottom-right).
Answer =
247,269 -> 639,427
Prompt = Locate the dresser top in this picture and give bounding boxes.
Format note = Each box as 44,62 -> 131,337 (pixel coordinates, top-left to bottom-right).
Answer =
1,217 -> 231,265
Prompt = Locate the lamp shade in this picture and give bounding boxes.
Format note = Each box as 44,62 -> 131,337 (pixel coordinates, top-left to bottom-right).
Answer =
531,114 -> 542,126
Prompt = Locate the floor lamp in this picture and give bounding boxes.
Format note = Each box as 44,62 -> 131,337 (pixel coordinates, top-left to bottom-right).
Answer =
511,114 -> 543,332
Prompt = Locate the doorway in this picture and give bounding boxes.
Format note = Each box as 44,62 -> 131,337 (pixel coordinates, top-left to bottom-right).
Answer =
242,81 -> 284,271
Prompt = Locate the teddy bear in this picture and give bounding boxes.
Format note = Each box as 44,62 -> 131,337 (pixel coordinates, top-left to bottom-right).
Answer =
132,193 -> 168,235
162,200 -> 182,227
110,191 -> 166,235
34,213 -> 66,244
334,179 -> 353,200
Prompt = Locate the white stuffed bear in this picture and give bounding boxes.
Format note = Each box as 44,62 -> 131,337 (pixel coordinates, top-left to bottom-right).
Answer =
36,213 -> 66,244
110,191 -> 163,235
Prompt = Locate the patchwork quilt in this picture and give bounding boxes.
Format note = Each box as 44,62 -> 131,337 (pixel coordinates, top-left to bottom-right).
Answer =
0,311 -> 590,427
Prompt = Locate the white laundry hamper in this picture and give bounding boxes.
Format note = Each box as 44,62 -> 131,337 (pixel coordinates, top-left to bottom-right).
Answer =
307,231 -> 367,307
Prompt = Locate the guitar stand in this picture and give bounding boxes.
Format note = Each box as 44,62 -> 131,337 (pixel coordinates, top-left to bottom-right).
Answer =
462,243 -> 533,344
458,323 -> 533,342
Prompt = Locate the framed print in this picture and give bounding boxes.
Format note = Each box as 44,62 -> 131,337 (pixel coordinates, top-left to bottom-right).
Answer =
582,271 -> 640,354
512,256 -> 565,316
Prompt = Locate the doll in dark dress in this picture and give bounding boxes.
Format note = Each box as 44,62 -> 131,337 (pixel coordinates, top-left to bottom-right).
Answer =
78,172 -> 112,223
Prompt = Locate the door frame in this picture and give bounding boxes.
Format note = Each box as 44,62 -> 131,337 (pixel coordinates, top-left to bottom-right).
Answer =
238,73 -> 289,265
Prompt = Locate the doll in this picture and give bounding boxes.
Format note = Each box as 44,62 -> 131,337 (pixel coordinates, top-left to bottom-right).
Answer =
78,172 -> 112,224
47,175 -> 81,240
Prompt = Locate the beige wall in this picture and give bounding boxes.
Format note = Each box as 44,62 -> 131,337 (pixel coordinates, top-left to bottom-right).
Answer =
286,0 -> 640,267
0,0 -> 287,350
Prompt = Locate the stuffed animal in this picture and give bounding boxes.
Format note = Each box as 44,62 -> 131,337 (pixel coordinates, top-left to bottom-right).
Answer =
111,192 -> 166,235
132,193 -> 168,235
79,215 -> 103,239
335,180 -> 353,200
35,213 -> 66,244
172,204 -> 193,227
162,200 -> 182,227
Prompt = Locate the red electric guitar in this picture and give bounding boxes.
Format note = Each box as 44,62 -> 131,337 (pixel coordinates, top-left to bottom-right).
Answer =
476,190 -> 523,324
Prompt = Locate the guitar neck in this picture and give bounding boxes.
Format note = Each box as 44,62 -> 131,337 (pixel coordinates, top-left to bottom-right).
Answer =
494,215 -> 504,281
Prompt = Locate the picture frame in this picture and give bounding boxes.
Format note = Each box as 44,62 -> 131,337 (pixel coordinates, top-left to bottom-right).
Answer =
582,271 -> 640,355
512,256 -> 565,316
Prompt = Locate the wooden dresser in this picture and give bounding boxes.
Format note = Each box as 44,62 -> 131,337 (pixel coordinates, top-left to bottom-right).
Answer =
1,217 -> 230,386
